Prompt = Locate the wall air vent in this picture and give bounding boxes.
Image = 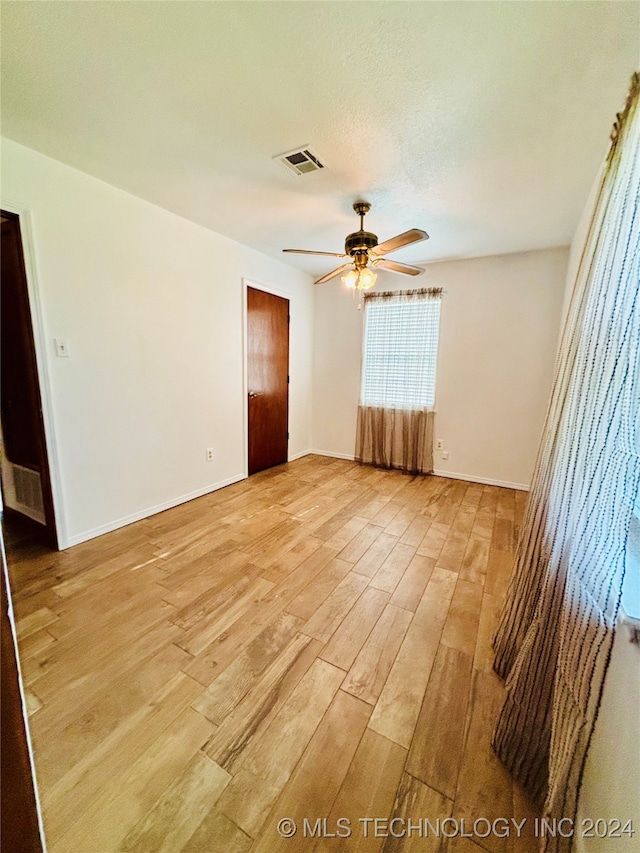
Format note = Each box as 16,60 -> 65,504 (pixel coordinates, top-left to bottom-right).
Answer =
275,147 -> 325,176
7,462 -> 45,524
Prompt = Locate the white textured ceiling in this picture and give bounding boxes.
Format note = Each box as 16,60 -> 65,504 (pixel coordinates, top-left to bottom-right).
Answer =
2,2 -> 638,277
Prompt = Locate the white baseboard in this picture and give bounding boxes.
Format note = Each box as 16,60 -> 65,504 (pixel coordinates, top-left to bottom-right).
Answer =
433,469 -> 529,491
309,449 -> 356,461
65,473 -> 247,548
288,449 -> 313,461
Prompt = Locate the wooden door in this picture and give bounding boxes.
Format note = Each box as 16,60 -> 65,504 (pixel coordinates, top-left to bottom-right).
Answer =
247,287 -> 289,475
1,213 -> 58,548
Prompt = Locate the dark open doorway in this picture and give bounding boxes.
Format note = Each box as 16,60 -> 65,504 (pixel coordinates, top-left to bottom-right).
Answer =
1,212 -> 58,549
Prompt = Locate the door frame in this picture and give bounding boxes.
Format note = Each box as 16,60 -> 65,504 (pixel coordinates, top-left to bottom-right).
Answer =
241,277 -> 290,478
1,199 -> 68,548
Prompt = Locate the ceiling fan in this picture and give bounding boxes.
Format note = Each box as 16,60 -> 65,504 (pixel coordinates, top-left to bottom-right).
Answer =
283,201 -> 429,289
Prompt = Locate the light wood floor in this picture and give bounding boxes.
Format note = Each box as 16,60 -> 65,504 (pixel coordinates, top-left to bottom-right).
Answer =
6,455 -> 539,852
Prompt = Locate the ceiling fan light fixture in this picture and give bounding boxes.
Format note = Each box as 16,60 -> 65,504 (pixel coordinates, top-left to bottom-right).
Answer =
342,269 -> 359,289
341,267 -> 377,290
358,267 -> 377,290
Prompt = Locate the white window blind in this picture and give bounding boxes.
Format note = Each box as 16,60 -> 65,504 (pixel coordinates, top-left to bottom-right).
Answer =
360,289 -> 442,410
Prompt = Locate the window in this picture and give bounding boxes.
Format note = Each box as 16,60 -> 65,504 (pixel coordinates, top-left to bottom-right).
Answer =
360,288 -> 442,410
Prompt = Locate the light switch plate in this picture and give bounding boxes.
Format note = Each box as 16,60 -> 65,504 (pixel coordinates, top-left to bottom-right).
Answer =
54,338 -> 70,358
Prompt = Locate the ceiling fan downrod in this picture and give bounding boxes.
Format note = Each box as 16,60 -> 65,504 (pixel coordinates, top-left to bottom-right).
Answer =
345,202 -> 379,258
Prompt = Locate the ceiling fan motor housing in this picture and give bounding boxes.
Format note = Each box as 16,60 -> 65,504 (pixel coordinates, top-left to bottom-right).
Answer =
345,230 -> 378,256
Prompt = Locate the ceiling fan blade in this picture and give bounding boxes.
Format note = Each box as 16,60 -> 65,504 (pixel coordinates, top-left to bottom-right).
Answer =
314,263 -> 354,285
372,258 -> 424,276
283,249 -> 348,258
370,229 -> 429,256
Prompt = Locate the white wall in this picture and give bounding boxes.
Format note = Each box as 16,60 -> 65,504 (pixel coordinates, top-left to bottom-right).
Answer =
1,138 -> 314,547
312,247 -> 568,489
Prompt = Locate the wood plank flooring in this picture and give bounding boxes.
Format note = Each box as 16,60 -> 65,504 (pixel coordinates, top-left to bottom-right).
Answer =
4,455 -> 539,852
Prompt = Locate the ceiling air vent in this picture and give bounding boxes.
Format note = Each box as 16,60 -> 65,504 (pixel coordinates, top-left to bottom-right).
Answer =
275,147 -> 324,176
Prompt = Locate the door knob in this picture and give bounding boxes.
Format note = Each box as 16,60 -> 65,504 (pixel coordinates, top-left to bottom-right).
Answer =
248,391 -> 259,398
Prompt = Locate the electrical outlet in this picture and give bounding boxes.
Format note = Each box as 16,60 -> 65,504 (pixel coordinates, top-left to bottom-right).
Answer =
206,448 -> 214,462
442,451 -> 449,460
436,438 -> 444,450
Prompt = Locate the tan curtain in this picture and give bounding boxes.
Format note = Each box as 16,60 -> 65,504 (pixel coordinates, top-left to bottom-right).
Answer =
492,72 -> 640,852
356,406 -> 434,474
355,288 -> 442,475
